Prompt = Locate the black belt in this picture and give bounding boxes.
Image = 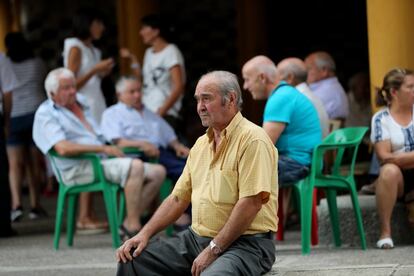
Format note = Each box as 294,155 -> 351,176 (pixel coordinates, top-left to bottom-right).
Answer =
246,232 -> 274,239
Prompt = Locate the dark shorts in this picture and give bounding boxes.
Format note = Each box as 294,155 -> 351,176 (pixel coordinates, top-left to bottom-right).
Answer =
278,155 -> 310,187
402,169 -> 414,195
7,113 -> 35,146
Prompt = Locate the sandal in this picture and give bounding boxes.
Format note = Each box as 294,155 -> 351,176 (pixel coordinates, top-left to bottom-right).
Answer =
76,220 -> 108,235
119,224 -> 139,241
376,237 -> 394,249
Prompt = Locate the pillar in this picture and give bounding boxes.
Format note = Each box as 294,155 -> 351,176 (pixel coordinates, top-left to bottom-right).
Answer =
116,0 -> 159,74
366,0 -> 414,112
235,0 -> 268,125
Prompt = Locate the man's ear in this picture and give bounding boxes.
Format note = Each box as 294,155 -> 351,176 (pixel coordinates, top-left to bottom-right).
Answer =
259,73 -> 267,84
229,92 -> 237,106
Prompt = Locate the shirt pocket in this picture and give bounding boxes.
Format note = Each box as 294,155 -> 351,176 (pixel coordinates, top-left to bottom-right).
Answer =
212,170 -> 238,204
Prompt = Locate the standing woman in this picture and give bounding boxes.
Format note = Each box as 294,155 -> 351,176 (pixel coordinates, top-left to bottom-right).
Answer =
63,8 -> 114,124
371,68 -> 414,249
5,32 -> 47,221
121,14 -> 185,130
63,9 -> 113,231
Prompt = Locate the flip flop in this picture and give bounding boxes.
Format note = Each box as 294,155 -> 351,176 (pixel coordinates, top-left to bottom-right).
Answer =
376,237 -> 394,249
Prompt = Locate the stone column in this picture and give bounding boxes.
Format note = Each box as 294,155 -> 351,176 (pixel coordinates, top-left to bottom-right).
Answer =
235,0 -> 268,125
116,0 -> 159,74
366,0 -> 414,112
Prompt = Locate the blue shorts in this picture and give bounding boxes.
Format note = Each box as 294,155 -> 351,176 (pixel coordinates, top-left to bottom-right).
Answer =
7,113 -> 35,146
278,155 -> 310,187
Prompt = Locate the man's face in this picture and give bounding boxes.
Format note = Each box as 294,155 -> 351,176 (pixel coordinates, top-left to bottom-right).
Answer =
305,55 -> 325,84
119,80 -> 142,110
52,77 -> 77,107
242,67 -> 267,100
195,77 -> 232,129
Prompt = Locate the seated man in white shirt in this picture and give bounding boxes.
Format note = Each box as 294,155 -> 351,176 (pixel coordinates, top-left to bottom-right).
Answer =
101,76 -> 189,180
33,68 -> 166,238
101,76 -> 190,229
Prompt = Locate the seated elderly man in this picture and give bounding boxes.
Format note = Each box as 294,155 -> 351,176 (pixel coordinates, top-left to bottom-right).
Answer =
33,68 -> 166,239
242,56 -> 322,186
101,76 -> 189,182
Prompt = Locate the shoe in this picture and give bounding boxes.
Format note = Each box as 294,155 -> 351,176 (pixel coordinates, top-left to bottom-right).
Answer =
76,220 -> 108,235
29,207 -> 48,220
360,183 -> 376,195
11,206 -> 23,222
119,224 -> 139,242
376,237 -> 394,249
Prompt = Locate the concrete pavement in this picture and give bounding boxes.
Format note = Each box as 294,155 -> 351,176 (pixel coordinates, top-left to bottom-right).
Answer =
1,194 -> 413,276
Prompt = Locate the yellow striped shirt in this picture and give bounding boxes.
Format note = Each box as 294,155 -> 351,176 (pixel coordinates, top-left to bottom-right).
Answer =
172,112 -> 278,237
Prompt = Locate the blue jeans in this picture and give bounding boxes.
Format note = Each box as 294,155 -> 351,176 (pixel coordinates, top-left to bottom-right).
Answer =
278,155 -> 310,187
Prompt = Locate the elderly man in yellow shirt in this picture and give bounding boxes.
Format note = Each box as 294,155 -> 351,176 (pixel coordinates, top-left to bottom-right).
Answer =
116,71 -> 278,276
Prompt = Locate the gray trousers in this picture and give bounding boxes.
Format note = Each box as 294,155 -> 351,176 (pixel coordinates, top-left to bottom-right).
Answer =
117,228 -> 275,276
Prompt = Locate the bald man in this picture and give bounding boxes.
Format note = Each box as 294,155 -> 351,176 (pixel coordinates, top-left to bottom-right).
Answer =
304,51 -> 349,120
242,55 -> 322,186
277,57 -> 329,137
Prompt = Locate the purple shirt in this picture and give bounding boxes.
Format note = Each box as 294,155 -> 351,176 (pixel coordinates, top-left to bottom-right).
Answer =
309,77 -> 349,119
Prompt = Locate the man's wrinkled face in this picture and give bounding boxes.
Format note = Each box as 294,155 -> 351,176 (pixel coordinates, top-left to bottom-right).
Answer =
195,77 -> 231,129
119,80 -> 143,110
242,66 -> 267,100
52,77 -> 77,107
305,55 -> 325,84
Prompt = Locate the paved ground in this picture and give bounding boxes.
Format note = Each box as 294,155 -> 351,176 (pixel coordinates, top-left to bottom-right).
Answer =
1,194 -> 413,276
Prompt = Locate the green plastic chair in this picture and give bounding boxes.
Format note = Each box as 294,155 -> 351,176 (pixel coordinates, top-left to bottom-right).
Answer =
48,149 -> 122,249
291,127 -> 368,254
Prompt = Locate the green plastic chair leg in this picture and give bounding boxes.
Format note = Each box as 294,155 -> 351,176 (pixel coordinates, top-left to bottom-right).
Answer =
103,188 -> 121,248
66,194 -> 78,247
160,178 -> 174,237
295,179 -> 313,255
326,189 -> 341,247
349,185 -> 367,250
54,189 -> 66,250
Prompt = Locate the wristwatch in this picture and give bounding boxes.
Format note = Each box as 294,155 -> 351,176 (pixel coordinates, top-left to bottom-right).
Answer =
209,240 -> 223,256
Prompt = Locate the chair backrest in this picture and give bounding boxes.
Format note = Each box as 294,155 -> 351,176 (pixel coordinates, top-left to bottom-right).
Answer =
310,127 -> 369,177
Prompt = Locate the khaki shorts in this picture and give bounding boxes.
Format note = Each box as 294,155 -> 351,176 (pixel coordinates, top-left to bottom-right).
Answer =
60,158 -> 133,187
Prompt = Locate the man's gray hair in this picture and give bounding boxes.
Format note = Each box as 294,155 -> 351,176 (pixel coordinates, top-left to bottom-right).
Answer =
200,71 -> 243,109
116,75 -> 139,94
44,68 -> 75,99
313,52 -> 336,73
278,62 -> 308,83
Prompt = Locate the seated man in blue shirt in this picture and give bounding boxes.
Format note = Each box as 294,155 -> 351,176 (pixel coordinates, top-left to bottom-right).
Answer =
101,76 -> 190,228
242,56 -> 322,186
33,68 -> 166,238
101,76 -> 189,182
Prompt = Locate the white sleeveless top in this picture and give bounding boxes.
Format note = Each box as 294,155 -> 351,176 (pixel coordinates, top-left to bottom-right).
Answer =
63,37 -> 106,123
